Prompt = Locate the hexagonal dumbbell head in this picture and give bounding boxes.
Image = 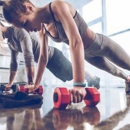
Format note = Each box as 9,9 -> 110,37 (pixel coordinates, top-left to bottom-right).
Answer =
84,87 -> 100,107
35,86 -> 43,95
18,85 -> 26,93
53,87 -> 71,109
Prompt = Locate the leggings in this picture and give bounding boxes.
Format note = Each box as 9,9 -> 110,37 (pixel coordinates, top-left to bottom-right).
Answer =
84,33 -> 130,80
47,47 -> 73,82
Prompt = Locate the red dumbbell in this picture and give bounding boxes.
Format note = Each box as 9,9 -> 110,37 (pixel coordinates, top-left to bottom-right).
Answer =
18,85 -> 43,95
53,87 -> 100,109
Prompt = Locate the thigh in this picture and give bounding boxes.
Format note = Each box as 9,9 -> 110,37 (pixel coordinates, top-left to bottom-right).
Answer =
101,35 -> 130,70
86,56 -> 118,72
47,47 -> 73,82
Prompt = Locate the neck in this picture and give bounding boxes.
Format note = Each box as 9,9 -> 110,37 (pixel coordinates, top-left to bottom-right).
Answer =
37,6 -> 52,24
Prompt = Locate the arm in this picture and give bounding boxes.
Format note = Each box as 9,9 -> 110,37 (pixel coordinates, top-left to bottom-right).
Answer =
54,1 -> 85,83
33,24 -> 48,89
16,28 -> 35,84
26,66 -> 35,84
52,1 -> 86,103
7,47 -> 18,87
8,71 -> 17,86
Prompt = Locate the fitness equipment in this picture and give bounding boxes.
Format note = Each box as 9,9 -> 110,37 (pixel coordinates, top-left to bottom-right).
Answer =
18,85 -> 43,95
53,87 -> 100,109
0,84 -> 18,93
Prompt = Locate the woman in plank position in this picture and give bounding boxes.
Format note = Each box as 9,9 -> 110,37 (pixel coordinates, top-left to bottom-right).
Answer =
2,0 -> 130,103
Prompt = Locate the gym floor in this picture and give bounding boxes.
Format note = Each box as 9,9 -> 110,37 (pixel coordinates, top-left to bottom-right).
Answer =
0,86 -> 130,130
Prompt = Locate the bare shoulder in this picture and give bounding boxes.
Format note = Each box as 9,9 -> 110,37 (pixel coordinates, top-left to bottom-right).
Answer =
52,0 -> 67,6
52,0 -> 69,11
52,0 -> 75,16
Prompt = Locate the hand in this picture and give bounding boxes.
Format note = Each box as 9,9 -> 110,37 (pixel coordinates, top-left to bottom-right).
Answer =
69,87 -> 86,103
5,83 -> 13,91
24,84 -> 39,93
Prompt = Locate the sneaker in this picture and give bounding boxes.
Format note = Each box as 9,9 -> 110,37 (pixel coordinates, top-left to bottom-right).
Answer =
87,76 -> 100,89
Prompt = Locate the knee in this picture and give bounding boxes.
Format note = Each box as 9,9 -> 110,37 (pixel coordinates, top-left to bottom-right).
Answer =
109,67 -> 122,76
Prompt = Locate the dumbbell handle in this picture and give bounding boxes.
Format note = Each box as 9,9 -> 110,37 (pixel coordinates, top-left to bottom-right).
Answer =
18,85 -> 43,95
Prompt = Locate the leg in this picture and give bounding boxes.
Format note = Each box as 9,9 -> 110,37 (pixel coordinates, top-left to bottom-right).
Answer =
47,47 -> 73,82
86,56 -> 127,80
101,35 -> 130,93
101,35 -> 130,70
86,56 -> 130,93
85,33 -> 130,92
84,70 -> 100,89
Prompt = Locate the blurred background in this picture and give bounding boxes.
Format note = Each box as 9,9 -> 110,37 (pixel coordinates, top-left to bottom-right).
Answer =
0,0 -> 130,88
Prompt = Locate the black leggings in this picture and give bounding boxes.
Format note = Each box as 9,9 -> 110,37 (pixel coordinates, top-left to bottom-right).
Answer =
85,33 -> 130,80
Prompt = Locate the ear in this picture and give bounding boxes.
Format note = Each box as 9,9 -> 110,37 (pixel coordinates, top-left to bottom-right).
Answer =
24,2 -> 34,14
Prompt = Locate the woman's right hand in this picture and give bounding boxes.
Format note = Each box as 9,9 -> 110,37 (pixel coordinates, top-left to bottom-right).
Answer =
5,83 -> 13,91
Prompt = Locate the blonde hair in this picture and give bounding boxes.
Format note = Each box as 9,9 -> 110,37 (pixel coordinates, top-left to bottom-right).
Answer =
3,0 -> 33,23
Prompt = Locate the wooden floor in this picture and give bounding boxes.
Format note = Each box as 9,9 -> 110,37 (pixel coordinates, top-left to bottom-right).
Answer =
0,86 -> 130,130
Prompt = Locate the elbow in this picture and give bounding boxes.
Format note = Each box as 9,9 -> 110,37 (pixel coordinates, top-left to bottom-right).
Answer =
69,38 -> 84,50
39,55 -> 48,64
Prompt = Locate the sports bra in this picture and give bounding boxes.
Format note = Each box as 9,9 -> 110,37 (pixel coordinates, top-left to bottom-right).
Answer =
44,2 -> 88,44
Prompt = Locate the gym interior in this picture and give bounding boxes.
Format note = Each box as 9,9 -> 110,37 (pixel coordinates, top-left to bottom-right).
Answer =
0,0 -> 130,130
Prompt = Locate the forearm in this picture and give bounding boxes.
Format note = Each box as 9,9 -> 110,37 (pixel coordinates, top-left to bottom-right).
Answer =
34,56 -> 48,86
34,26 -> 48,87
9,71 -> 17,85
26,65 -> 35,84
70,41 -> 85,83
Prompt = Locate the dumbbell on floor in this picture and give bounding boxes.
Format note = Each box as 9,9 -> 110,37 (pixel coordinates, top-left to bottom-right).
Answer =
53,87 -> 100,109
18,85 -> 43,95
0,84 -> 18,93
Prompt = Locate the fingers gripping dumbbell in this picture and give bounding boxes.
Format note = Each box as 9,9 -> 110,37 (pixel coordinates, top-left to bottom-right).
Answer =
0,84 -> 18,93
18,85 -> 43,95
53,87 -> 100,109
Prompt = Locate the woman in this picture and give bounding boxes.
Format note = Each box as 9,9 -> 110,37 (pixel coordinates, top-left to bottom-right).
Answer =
0,22 -> 100,89
2,0 -> 130,103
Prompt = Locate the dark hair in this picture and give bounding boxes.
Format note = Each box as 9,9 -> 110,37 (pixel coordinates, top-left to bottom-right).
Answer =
2,0 -> 32,23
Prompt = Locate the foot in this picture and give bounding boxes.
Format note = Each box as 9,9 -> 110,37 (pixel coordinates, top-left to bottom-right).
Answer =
87,76 -> 100,89
125,76 -> 130,94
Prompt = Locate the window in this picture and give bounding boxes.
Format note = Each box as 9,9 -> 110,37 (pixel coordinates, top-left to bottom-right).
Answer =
82,0 -> 102,23
106,0 -> 130,35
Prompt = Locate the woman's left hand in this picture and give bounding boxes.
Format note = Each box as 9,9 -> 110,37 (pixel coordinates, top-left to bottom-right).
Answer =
69,87 -> 87,103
